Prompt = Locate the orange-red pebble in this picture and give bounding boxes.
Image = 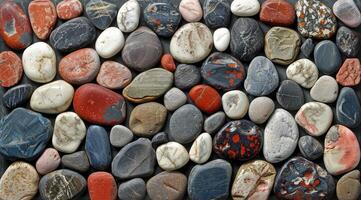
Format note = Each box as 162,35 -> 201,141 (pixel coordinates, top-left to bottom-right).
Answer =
88,172 -> 117,200
0,51 -> 23,87
189,84 -> 221,114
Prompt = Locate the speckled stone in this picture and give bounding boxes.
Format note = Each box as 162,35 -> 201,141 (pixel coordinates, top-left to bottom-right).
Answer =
248,96 -> 275,124
109,125 -> 133,148
276,80 -> 304,111
298,135 -> 323,160
203,0 -> 231,29
96,61 -> 132,89
0,51 -> 23,88
35,148 -> 60,175
118,178 -> 146,200
164,87 -> 187,111
28,0 -> 57,40
151,132 -> 168,149
174,64 -> 201,89
336,26 -> 360,57
333,0 -> 361,28
85,0 -> 117,30
336,58 -> 361,87
286,59 -> 318,88
3,84 -> 34,109
336,87 -> 361,128
179,0 -> 203,22
147,171 -> 187,200
56,0 -> 83,20
314,40 -> 342,75
61,151 -> 90,173
204,111 -> 226,134
301,38 -> 314,58
336,170 -> 361,200
117,0 -> 140,33
310,75 -> 339,103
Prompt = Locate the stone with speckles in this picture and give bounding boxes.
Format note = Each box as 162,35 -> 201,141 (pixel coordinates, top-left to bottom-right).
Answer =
0,51 -> 23,88
336,26 -> 360,57
56,0 -> 83,20
28,0 -> 57,40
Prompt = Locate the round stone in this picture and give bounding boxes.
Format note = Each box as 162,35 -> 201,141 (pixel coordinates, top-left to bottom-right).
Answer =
248,96 -> 275,124
147,171 -> 187,200
56,0 -> 83,20
161,53 -> 176,72
179,0 -> 203,22
310,75 -> 339,103
3,84 -> 34,109
203,0 -> 231,28
337,170 -> 361,200
336,58 -> 361,86
260,0 -> 295,26
174,64 -> 201,90
333,0 -> 361,28
336,87 -> 361,128
276,80 -> 304,111
85,0 -> 117,30
28,0 -> 57,40
110,125 -> 133,148
189,84 -> 222,114
314,40 -> 342,75
0,51 -> 23,87
301,38 -> 314,58
36,148 -> 60,175
95,27 -> 124,58
222,90 -> 249,119
88,172 -> 117,200
231,0 -> 260,16
204,111 -> 226,134
336,26 -> 360,57
117,0 -> 140,33
189,132 -> 212,164
163,87 -> 187,111
213,28 -> 230,52
298,135 -> 323,160
151,132 -> 168,149
118,178 -> 146,200
286,59 -> 318,88
96,61 -> 132,89
156,142 -> 189,171
61,151 -> 90,173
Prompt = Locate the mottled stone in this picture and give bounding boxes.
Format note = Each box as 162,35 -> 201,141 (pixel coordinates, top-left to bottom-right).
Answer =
286,59 -> 318,88
276,80 -> 304,111
336,58 -> 361,86
231,0 -> 260,16
156,142 -> 189,171
0,51 -> 22,88
95,27 -> 125,58
174,64 -> 201,89
336,87 -> 361,128
301,38 -> 314,58
28,0 -> 57,40
96,61 -> 132,89
161,53 -> 176,72
179,0 -> 203,22
333,0 -> 361,28
310,75 -> 339,103
85,0 -> 117,30
248,96 -> 275,124
203,0 -> 231,28
336,26 -> 360,57
337,170 -> 361,200
189,133 -> 212,164
36,148 -> 60,175
298,136 -> 323,160
61,151 -> 90,173
222,90 -> 249,119
213,27 -> 230,52
314,40 -> 342,75
147,171 -> 187,200
88,172 -> 117,200
117,0 -> 140,33
151,132 -> 168,149
118,178 -> 146,200
56,0 -> 83,20
164,87 -> 187,111
3,84 -> 34,109
260,0 -> 295,26
109,125 -> 133,148
204,111 -> 226,134
189,84 -> 222,114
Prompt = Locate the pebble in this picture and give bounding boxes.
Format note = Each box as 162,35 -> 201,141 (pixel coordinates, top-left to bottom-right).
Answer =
161,53 -> 176,72
61,151 -> 90,173
28,0 -> 57,40
336,26 -> 360,57
110,125 -> 133,148
201,52 -> 245,90
179,0 -> 203,22
50,17 -> 96,52
56,0 -> 83,20
260,0 -> 295,26
301,38 -> 314,58
112,138 -> 155,179
36,148 -> 60,175
203,0 -> 231,28
88,172 -> 117,200
230,18 -> 264,61
118,178 -> 146,200
336,170 -> 361,200
231,0 -> 260,16
222,90 -> 249,119
333,0 -> 361,28
39,169 -> 87,200
274,157 -> 335,199
189,84 -> 222,114
336,87 -> 361,128
0,108 -> 51,160
129,102 -> 167,137
189,132 -> 212,164
263,108 -> 299,163
0,88 -> 7,120
324,125 -> 361,175
123,68 -> 173,103
117,0 -> 140,33
276,80 -> 304,111
30,80 -> 74,114
147,171 -> 187,200
163,87 -> 187,111
85,125 -> 112,170
286,59 -> 318,88
151,132 -> 168,149
0,162 -> 39,200
169,104 -> 203,144
232,160 -> 276,200
73,83 -> 127,125
85,0 -> 117,30
0,1 -> 32,49
96,61 -> 132,89
213,28 -> 230,52
95,27 -> 124,58
244,56 -> 279,96
310,75 -> 339,103
336,58 -> 361,86
298,135 -> 323,160
188,159 -> 232,200
203,111 -> 226,134
22,42 -> 56,83
295,0 -> 337,39
59,48 -> 100,84
156,142 -> 189,171
170,22 -> 213,63
0,51 -> 23,87
0,155 -> 8,178
248,96 -> 275,124
3,84 -> 34,109
174,64 -> 201,89
314,40 -> 342,75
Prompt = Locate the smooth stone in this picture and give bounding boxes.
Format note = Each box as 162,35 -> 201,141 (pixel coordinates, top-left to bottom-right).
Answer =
39,169 -> 87,200
336,26 -> 360,57
222,90 -> 249,119
36,148 -> 60,175
96,61 -> 132,89
179,0 -> 203,22
147,171 -> 187,200
204,111 -> 226,134
110,125 -> 133,148
156,142 -> 189,171
88,172 -> 117,200
123,68 -> 173,103
112,138 -> 156,179
117,0 -> 140,33
118,178 -> 146,200
333,0 -> 361,28
244,56 -> 279,96
0,108 -> 51,160
50,17 -> 96,52
122,26 -> 162,72
0,51 -> 23,87
232,160 -> 276,200
22,42 -> 56,83
164,87 -> 187,111
231,0 -> 260,16
336,58 -> 361,86
85,0 -> 117,30
276,80 -> 304,111
310,75 -> 339,103
3,84 -> 34,109
30,80 -> 74,114
189,132 -> 212,164
151,132 -> 168,149
301,38 -> 314,58
56,0 -> 83,20
260,0 -> 295,26
298,135 -> 323,160
28,0 -> 57,40
174,64 -> 201,90
0,162 -> 39,200
61,151 -> 90,173
95,27 -> 124,58
161,53 -> 176,72
286,59 -> 318,88
248,97 -> 275,124
356,0 -> 361,10
324,125 -> 361,175
336,170 -> 361,200
213,28 -> 230,52
274,157 -> 335,199
188,159 -> 232,200
0,155 -> 8,179
263,108 -> 299,163
203,0 -> 231,28
189,84 -> 222,114
0,87 -> 7,120
85,125 -> 112,170
336,87 -> 361,128
314,40 -> 342,75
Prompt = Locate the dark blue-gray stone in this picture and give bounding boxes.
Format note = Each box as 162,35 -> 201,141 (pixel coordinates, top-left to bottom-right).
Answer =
0,154 -> 8,179
336,26 -> 360,58
298,136 -> 323,160
0,87 -> 7,119
111,138 -> 156,179
336,87 -> 361,128
118,178 -> 146,200
301,38 -> 314,58
2,84 -> 34,109
188,159 -> 232,200
85,125 -> 112,170
61,151 -> 90,173
276,80 -> 304,111
50,17 -> 96,52
203,0 -> 231,29
0,108 -> 51,160
85,0 -> 117,30
151,132 -> 168,149
314,40 -> 342,75
244,56 -> 279,96
355,0 -> 361,11
174,64 -> 201,90
204,111 -> 226,134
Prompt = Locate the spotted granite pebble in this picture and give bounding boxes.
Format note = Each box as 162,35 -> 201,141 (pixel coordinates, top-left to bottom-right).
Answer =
3,84 -> 34,109
298,135 -> 323,160
276,80 -> 304,111
310,75 -> 339,103
85,0 -> 117,30
174,64 -> 201,89
147,171 -> 187,200
248,96 -> 275,124
336,26 -> 360,57
109,125 -> 133,148
118,178 -> 146,200
61,151 -> 90,173
286,59 -> 318,88
203,0 -> 231,29
336,87 -> 361,128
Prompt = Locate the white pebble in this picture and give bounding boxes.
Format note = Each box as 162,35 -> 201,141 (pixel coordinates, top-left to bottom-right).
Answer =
117,0 -> 140,33
222,90 -> 249,119
286,59 -> 319,88
189,133 -> 212,164
310,75 -> 339,103
156,142 -> 189,171
231,0 -> 260,16
164,87 -> 187,111
213,28 -> 230,52
95,27 -> 125,58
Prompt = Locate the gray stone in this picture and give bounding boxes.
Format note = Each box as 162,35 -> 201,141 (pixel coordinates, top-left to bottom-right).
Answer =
147,171 -> 187,200
85,0 -> 117,30
336,26 -> 360,57
301,38 -> 314,58
336,87 -> 361,128
0,87 -> 7,119
314,40 -> 342,75
110,125 -> 134,148
118,178 -> 146,200
310,75 -> 339,103
336,170 -> 361,200
174,64 -> 201,90
248,97 -> 275,124
2,84 -> 34,109
61,151 -> 90,173
164,87 -> 187,111
151,132 -> 168,149
204,111 -> 226,134
298,136 -> 323,160
276,80 -> 304,111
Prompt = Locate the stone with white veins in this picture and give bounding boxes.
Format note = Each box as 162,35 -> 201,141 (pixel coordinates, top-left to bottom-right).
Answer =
286,59 -> 318,88
213,28 -> 230,52
231,0 -> 260,16
117,0 -> 140,33
222,90 -> 249,119
156,142 -> 189,171
310,75 -> 339,103
189,133 -> 212,164
95,27 -> 125,58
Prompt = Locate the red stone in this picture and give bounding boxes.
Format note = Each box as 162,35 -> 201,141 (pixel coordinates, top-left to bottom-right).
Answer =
96,61 -> 132,89
260,0 -> 295,26
161,53 -> 176,72
336,58 -> 361,86
88,172 -> 117,200
28,0 -> 57,40
56,0 -> 83,20
189,84 -> 221,114
0,51 -> 23,87
73,83 -> 127,126
0,1 -> 32,49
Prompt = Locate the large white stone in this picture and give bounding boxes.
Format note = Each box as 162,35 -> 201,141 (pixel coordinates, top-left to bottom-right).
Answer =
156,142 -> 189,171
231,0 -> 260,16
95,27 -> 125,58
213,28 -> 230,52
189,133 -> 212,164
310,75 -> 339,103
222,90 -> 249,119
117,0 -> 140,33
286,59 -> 319,88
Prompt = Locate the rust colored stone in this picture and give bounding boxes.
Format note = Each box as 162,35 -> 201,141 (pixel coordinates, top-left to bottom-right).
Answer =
88,172 -> 117,200
336,58 -> 361,86
260,0 -> 295,26
0,51 -> 23,87
96,61 -> 132,89
56,0 -> 83,20
189,84 -> 221,114
28,0 -> 57,40
161,53 -> 176,72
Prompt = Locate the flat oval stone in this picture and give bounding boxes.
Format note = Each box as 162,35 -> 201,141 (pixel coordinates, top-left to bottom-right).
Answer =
263,108 -> 299,163
123,68 -> 173,103
170,22 -> 213,63
324,125 -> 360,175
286,59 -> 318,88
213,27 -> 230,52
156,142 -> 189,171
298,135 -> 323,160
301,38 -> 314,58
88,172 -> 117,200
61,151 -> 90,173
337,170 -> 361,200
164,87 -> 187,111
0,1 -> 32,49
56,0 -> 83,20
28,0 -> 57,40
314,40 -> 342,75
274,157 -> 335,199
122,26 -> 162,72
260,0 -> 295,26
73,83 -> 126,125
174,64 -> 201,90
310,75 -> 339,103
230,18 -> 264,61
95,27 -> 124,58
222,90 -> 249,119
179,0 -> 203,22
336,26 -> 360,57
188,159 -> 232,200
244,56 -> 279,96
36,148 -> 60,175
39,169 -> 87,200
0,51 -> 22,87
161,53 -> 176,72
96,61 -> 132,89
112,138 -> 155,179
110,125 -> 133,148
203,0 -> 231,28
333,0 -> 361,28
85,0 -> 117,30
50,17 -> 96,52
117,0 -> 140,33
189,84 -> 221,114
232,160 -> 276,200
248,96 -> 275,124
151,132 -> 168,149
169,104 -> 203,144
204,111 -> 226,134
189,132 -> 212,164
276,80 -> 304,111
336,87 -> 361,128
118,178 -> 146,200
0,162 -> 39,200
147,171 -> 187,200
231,0 -> 260,16
336,58 -> 361,86
3,84 -> 34,109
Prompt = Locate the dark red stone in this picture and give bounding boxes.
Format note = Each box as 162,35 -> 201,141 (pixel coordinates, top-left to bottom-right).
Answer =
161,53 -> 176,72
260,0 -> 295,26
88,172 -> 117,200
28,0 -> 57,40
189,84 -> 221,114
0,51 -> 23,87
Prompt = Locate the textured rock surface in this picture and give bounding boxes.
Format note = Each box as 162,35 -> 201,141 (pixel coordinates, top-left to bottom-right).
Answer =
336,58 -> 361,87
0,51 -> 23,88
298,136 -> 323,160
96,61 -> 131,89
189,133 -> 212,164
3,84 -> 34,109
336,170 -> 361,200
222,90 -> 249,119
61,151 -> 90,173
28,0 -> 57,40
117,0 -> 140,33
147,171 -> 187,200
203,0 -> 231,28
118,178 -> 146,200
156,142 -> 189,171
336,26 -> 360,57
189,84 -> 222,114
56,0 -> 83,20
260,0 -> 295,26
85,0 -> 117,30
286,59 -> 318,88
336,87 -> 361,128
